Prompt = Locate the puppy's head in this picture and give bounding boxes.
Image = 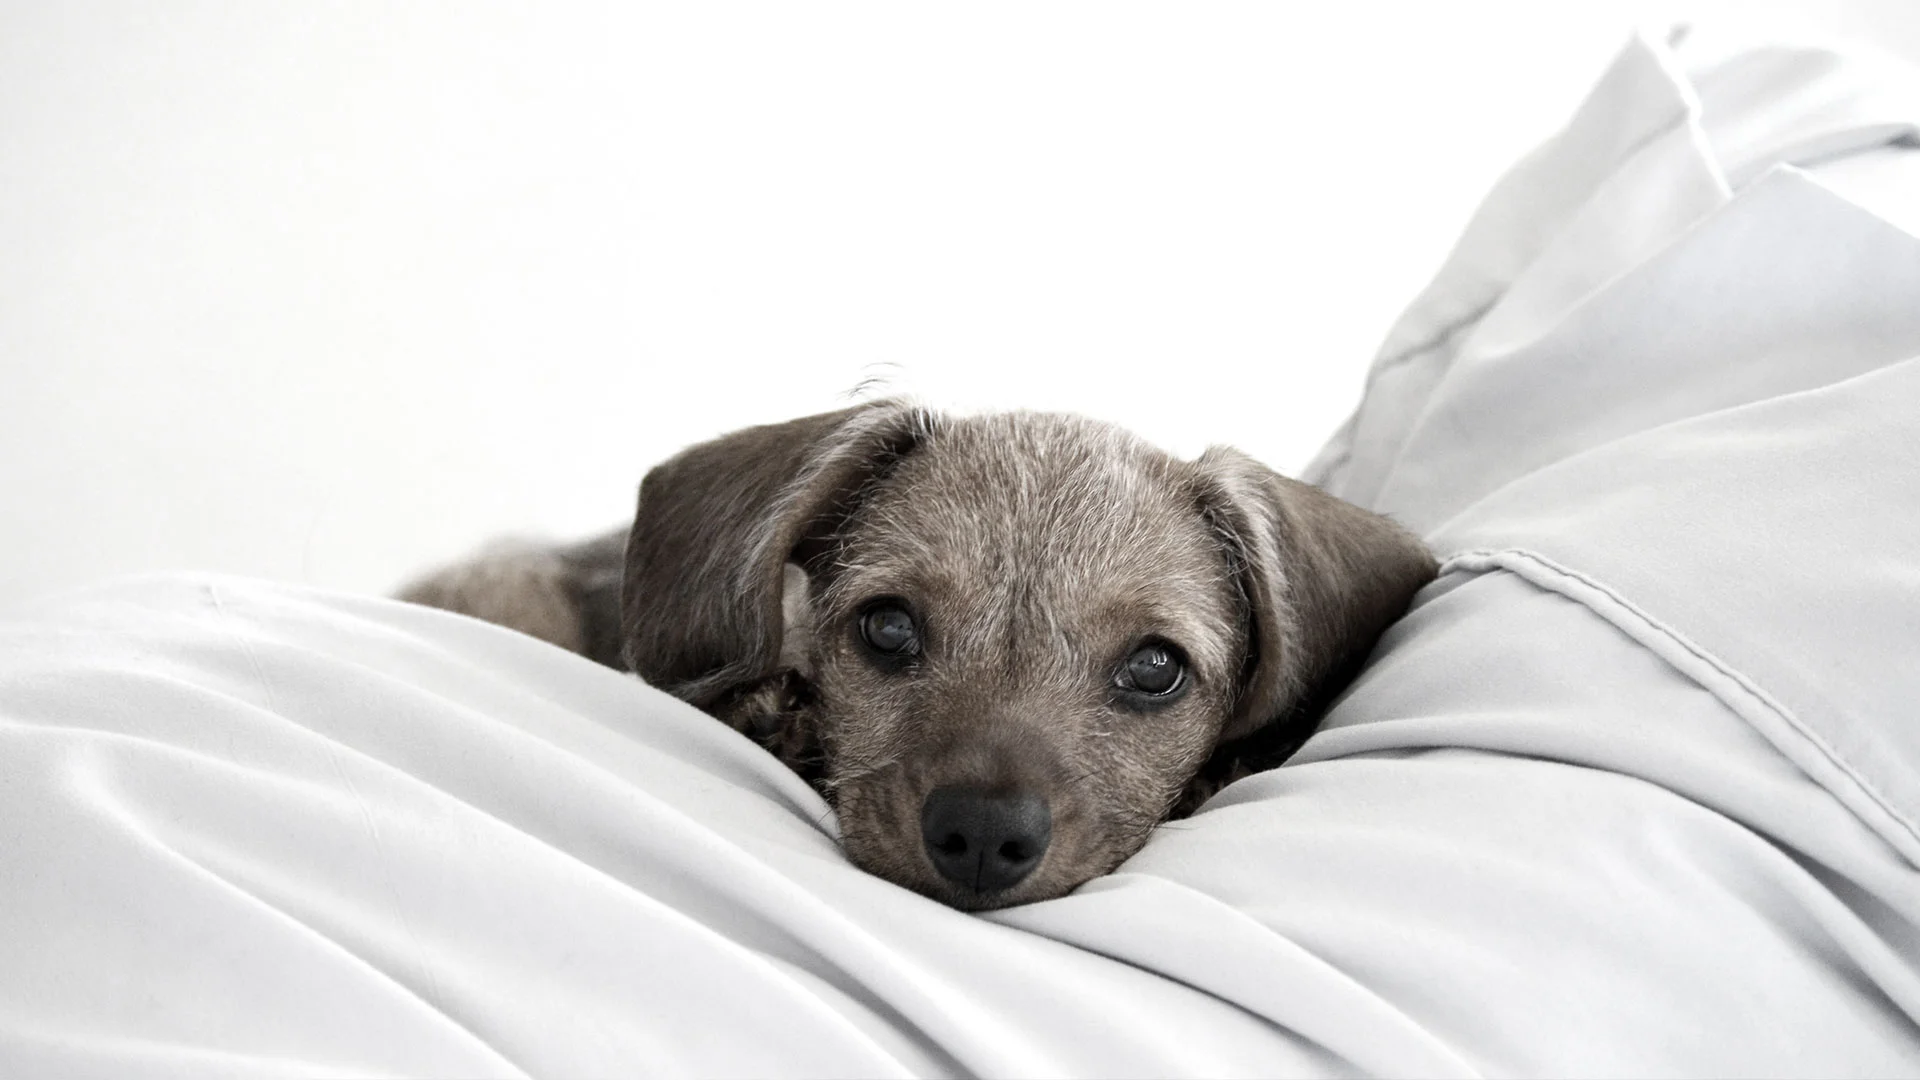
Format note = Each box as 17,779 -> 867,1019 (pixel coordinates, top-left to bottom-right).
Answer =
623,401 -> 1434,909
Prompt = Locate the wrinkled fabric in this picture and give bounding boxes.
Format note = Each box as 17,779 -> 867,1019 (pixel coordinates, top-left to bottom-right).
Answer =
6,26 -> 1920,1078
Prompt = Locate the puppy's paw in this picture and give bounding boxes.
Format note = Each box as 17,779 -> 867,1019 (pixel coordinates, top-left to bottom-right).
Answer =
709,670 -> 826,788
1170,760 -> 1256,819
1172,719 -> 1316,818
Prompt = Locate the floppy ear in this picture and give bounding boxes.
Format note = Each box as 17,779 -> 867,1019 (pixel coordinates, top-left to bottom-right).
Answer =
1193,446 -> 1437,743
622,400 -> 932,707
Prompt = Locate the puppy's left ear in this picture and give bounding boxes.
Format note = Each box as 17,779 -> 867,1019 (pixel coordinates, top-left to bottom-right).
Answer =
1193,447 -> 1437,742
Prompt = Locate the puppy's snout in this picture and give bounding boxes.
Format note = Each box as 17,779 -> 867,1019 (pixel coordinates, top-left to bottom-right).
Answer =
919,786 -> 1052,894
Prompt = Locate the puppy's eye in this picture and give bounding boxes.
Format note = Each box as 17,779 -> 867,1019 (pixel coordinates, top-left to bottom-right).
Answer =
1117,642 -> 1186,697
859,602 -> 919,656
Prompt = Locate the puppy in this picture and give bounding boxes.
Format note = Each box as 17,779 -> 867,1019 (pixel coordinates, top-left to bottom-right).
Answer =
400,401 -> 1435,910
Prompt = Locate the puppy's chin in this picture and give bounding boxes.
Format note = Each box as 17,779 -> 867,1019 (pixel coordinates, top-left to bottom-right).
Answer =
831,774 -> 1144,911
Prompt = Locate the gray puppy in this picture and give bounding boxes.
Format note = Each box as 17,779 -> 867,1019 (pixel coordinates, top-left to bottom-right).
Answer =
400,400 -> 1435,910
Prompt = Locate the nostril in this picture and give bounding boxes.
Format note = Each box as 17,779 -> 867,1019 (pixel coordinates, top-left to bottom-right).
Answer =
920,786 -> 1052,895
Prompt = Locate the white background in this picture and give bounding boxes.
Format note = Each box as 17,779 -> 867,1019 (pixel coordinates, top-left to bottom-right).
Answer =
4,1 -> 1916,608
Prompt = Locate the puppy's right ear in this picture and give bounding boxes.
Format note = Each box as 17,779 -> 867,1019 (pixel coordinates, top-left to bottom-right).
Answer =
1194,446 -> 1438,744
622,400 -> 932,706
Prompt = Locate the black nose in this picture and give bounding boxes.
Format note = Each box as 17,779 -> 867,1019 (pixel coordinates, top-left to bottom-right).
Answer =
920,786 -> 1052,894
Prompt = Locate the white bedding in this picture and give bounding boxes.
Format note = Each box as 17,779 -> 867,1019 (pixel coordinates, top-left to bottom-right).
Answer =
6,27 -> 1920,1078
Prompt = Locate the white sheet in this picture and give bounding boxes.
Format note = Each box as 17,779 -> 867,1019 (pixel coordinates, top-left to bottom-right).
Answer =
6,26 -> 1920,1078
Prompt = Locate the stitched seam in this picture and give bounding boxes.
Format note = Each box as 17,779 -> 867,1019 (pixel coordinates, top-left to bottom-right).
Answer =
1439,546 -> 1920,856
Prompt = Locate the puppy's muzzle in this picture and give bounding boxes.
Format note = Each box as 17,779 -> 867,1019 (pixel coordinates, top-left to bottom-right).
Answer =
920,786 -> 1052,895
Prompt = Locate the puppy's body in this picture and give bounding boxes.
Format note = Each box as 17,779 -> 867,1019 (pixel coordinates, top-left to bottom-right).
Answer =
401,402 -> 1435,909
